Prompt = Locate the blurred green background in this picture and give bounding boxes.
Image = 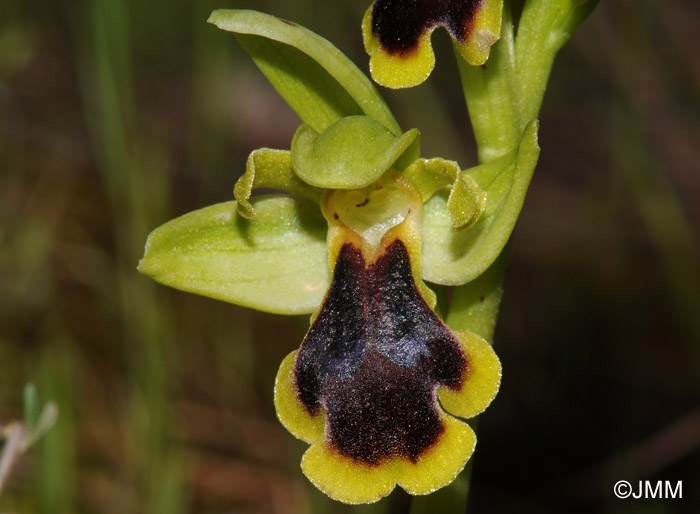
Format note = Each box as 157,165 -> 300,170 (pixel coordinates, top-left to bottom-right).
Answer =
1,0 -> 699,513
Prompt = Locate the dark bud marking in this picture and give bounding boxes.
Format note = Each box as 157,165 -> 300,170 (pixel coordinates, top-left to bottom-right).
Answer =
294,240 -> 468,465
371,0 -> 484,55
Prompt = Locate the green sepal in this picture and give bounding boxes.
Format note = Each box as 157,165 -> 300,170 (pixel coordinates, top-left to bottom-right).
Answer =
138,196 -> 329,315
208,9 -> 400,135
291,115 -> 419,189
403,157 -> 486,231
422,120 -> 540,285
234,148 -> 322,219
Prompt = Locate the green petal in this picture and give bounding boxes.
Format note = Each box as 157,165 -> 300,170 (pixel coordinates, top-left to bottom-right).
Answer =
422,121 -> 540,285
403,157 -> 485,230
208,9 -> 400,135
234,148 -> 321,219
404,157 -> 461,201
291,116 -> 419,189
138,196 -> 329,315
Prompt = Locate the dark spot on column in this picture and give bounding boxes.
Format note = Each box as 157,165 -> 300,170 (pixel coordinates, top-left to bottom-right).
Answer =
371,0 -> 484,55
294,239 -> 468,465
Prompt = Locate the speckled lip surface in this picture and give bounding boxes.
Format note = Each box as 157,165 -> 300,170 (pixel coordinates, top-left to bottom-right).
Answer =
294,239 -> 468,465
371,0 -> 483,54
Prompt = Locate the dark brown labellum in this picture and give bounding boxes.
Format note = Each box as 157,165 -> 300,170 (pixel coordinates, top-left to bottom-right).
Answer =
294,239 -> 468,465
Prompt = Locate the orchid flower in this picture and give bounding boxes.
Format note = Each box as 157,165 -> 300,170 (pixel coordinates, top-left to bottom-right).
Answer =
136,0 -> 598,503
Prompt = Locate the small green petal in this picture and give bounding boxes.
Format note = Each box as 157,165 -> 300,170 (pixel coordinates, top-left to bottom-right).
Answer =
291,115 -> 419,189
447,173 -> 486,231
234,148 -> 321,219
403,157 -> 461,201
403,157 -> 486,230
138,196 -> 329,315
422,121 -> 540,285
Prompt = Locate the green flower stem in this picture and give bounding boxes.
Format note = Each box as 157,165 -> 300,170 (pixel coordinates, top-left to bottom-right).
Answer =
446,245 -> 510,343
459,0 -> 598,164
456,3 -> 520,164
443,251 -> 508,511
450,0 -> 600,334
441,2 -> 598,511
514,0 -> 600,124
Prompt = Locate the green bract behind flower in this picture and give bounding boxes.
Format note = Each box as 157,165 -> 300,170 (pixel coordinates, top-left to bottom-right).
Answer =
363,0 -> 503,88
422,121 -> 540,285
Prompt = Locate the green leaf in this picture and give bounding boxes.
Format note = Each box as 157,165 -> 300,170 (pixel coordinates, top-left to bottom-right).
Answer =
291,116 -> 419,189
422,121 -> 540,285
208,9 -> 400,135
234,148 -> 321,219
138,196 -> 329,315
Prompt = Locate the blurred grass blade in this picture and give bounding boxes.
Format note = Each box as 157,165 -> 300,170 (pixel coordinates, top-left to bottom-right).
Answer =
208,9 -> 401,135
23,402 -> 58,450
36,341 -> 75,514
23,383 -> 39,428
139,196 -> 329,315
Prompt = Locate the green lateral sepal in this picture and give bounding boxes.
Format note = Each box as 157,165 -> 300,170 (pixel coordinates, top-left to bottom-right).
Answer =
138,196 -> 329,315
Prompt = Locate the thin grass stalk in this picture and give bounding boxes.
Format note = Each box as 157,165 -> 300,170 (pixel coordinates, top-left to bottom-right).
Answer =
75,0 -> 187,511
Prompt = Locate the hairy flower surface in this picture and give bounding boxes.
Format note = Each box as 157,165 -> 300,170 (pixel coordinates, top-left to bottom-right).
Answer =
274,176 -> 501,503
363,0 -> 503,88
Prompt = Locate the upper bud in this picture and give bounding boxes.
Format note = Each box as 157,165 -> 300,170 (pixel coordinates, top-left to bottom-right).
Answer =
363,0 -> 503,88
